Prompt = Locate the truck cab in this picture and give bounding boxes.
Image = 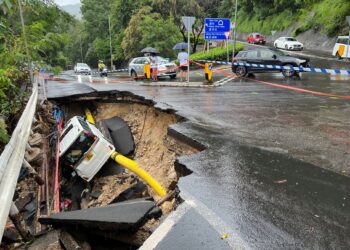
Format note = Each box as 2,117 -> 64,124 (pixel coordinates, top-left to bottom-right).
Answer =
332,36 -> 350,59
59,116 -> 115,182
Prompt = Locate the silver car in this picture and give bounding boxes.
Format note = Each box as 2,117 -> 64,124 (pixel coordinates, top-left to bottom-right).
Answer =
128,56 -> 177,79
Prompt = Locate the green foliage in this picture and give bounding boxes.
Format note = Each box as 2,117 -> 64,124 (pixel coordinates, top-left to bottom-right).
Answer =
312,0 -> 350,36
0,117 -> 9,144
237,0 -> 350,36
190,43 -> 244,61
122,7 -> 182,59
51,66 -> 62,75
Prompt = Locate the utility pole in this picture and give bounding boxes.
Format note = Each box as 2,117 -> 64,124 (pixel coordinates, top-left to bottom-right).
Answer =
108,15 -> 113,69
187,19 -> 190,83
232,0 -> 238,61
18,0 -> 33,84
79,34 -> 83,63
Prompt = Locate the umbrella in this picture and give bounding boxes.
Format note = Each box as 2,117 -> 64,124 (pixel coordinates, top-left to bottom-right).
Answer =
173,42 -> 188,50
141,47 -> 159,53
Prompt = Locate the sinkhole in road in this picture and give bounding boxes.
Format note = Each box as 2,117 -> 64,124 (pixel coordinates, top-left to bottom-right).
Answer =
57,95 -> 204,247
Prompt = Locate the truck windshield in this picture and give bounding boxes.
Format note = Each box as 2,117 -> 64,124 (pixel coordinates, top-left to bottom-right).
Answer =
61,131 -> 96,166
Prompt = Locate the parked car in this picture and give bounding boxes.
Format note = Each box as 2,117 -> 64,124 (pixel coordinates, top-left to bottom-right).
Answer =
246,33 -> 266,44
232,48 -> 310,77
74,63 -> 91,75
128,56 -> 177,80
274,37 -> 303,51
332,36 -> 350,59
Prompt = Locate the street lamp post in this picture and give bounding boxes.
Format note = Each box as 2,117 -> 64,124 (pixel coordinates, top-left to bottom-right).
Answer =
232,0 -> 238,61
108,15 -> 113,69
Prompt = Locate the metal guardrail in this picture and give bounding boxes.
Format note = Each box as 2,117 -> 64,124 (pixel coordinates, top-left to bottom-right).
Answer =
0,80 -> 38,242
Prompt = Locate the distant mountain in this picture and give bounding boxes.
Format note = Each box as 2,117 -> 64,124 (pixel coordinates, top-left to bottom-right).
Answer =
60,3 -> 81,19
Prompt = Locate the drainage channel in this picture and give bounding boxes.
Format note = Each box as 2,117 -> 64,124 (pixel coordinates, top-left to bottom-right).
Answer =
1,94 -> 204,249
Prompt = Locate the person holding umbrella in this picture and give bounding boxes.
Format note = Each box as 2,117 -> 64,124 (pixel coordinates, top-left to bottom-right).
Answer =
150,52 -> 159,81
177,48 -> 189,82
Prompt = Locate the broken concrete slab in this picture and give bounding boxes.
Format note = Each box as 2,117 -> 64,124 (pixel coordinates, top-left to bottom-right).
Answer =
28,230 -> 62,250
39,198 -> 156,232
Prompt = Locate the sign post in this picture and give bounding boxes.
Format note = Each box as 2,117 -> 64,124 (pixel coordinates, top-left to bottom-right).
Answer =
182,16 -> 196,83
224,31 -> 231,62
346,16 -> 350,61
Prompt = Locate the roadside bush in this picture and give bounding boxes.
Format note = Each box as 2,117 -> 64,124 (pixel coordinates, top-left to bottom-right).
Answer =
51,66 -> 63,75
190,43 -> 244,61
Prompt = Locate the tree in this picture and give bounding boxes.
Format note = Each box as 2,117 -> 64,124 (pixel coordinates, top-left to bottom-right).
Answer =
122,6 -> 181,59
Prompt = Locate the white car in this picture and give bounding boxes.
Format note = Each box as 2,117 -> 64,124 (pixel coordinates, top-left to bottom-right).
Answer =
274,37 -> 303,51
128,56 -> 177,79
74,63 -> 91,75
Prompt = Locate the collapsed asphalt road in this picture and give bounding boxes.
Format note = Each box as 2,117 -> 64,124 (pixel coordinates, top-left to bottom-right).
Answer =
45,60 -> 350,249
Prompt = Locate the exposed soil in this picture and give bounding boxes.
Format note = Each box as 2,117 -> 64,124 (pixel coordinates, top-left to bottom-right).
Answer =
93,102 -> 198,211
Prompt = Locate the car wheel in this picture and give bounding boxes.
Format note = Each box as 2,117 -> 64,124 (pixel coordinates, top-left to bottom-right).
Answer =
170,74 -> 177,79
235,66 -> 247,77
282,64 -> 297,77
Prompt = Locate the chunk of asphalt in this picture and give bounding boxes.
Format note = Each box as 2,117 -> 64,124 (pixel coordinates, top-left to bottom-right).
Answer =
103,117 -> 135,156
39,198 -> 155,232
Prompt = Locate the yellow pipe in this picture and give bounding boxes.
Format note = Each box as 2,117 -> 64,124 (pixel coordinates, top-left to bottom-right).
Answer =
85,109 -> 95,125
111,151 -> 167,197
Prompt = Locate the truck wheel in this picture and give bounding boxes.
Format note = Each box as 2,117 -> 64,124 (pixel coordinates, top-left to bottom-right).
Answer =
336,52 -> 342,60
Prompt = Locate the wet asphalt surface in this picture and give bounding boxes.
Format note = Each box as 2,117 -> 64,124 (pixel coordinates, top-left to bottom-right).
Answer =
47,51 -> 350,249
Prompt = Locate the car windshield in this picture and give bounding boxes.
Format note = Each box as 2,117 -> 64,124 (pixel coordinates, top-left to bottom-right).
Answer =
271,50 -> 289,56
337,38 -> 349,45
77,63 -> 89,67
285,38 -> 296,41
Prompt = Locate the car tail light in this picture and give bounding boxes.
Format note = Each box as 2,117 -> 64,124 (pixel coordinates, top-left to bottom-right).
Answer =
232,58 -> 238,63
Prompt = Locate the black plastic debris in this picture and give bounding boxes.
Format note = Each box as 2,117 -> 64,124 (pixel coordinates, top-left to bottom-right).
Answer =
100,117 -> 135,156
39,198 -> 156,232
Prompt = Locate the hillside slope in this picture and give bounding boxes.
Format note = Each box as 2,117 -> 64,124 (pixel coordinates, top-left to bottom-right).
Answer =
237,0 -> 350,38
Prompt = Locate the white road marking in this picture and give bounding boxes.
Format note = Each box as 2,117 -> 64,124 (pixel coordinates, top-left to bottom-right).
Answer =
140,190 -> 250,250
77,75 -> 82,83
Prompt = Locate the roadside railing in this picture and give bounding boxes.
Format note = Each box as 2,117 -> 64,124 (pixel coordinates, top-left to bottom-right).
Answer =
0,79 -> 38,242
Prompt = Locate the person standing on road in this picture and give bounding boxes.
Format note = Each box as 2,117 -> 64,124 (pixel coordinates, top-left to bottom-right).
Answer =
150,53 -> 158,81
178,48 -> 189,82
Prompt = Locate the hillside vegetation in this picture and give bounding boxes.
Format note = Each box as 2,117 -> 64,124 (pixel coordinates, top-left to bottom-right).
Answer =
233,0 -> 350,37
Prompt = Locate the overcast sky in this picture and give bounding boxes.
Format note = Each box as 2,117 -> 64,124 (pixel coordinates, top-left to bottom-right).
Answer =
54,0 -> 80,6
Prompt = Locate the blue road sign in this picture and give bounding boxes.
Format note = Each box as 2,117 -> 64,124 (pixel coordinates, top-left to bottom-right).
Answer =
204,18 -> 231,41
